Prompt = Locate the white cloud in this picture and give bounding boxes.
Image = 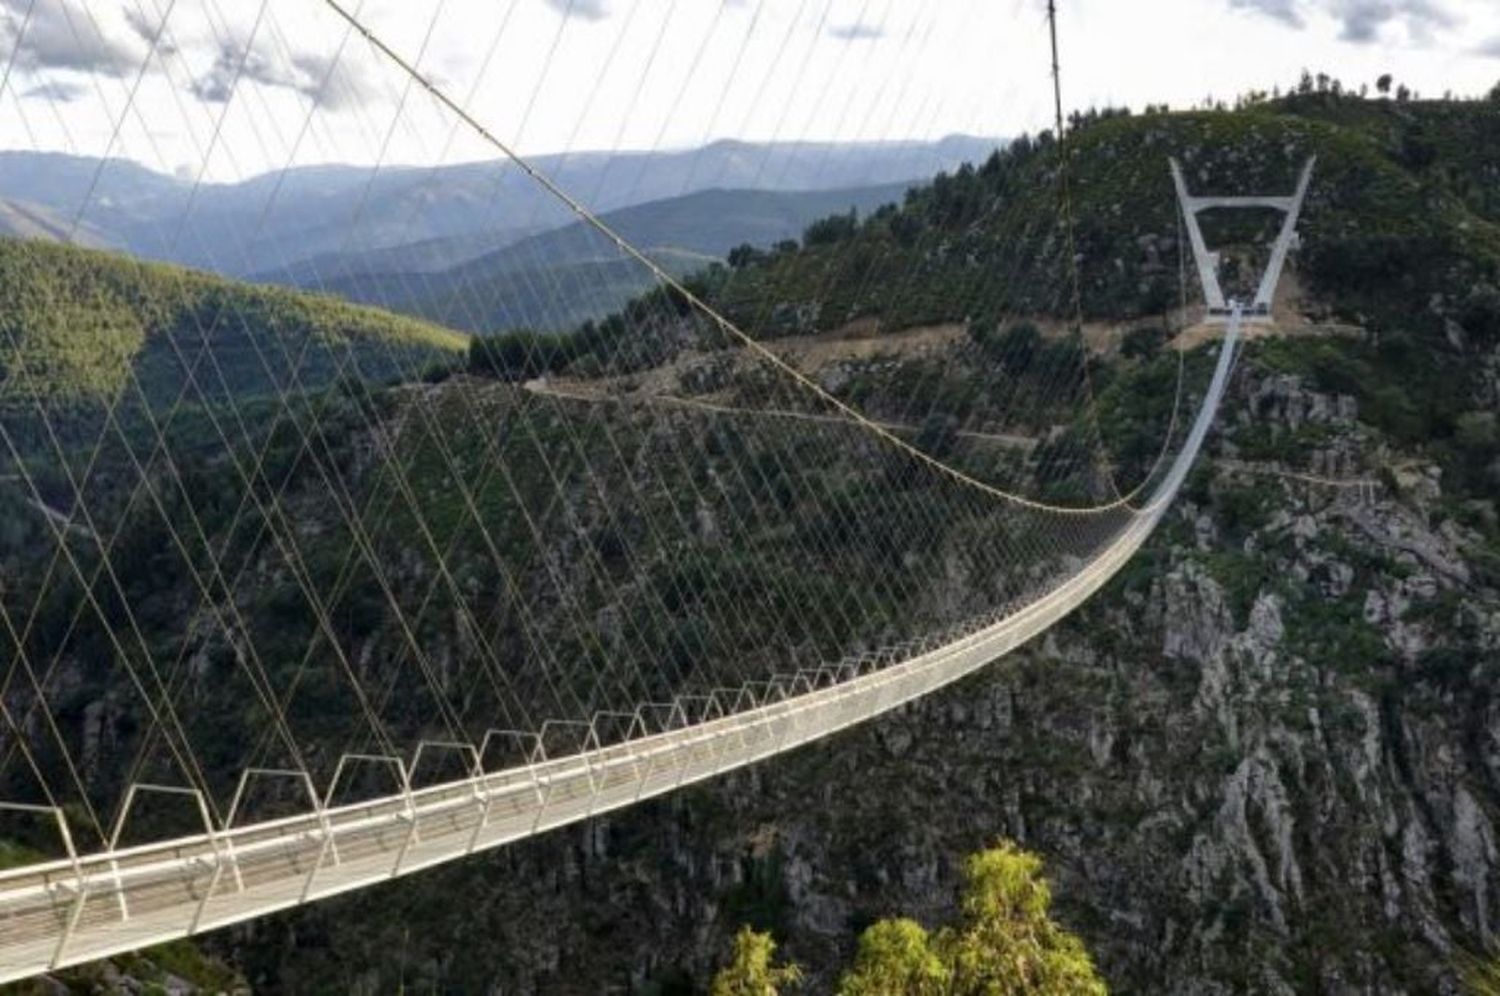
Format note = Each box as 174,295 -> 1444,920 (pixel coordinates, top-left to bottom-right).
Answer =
828,23 -> 884,41
0,0 -> 143,77
541,0 -> 609,21
2,0 -> 1497,183
188,34 -> 380,110
21,78 -> 87,102
1333,0 -> 1456,43
1228,0 -> 1461,44
1229,0 -> 1305,28
121,6 -> 178,59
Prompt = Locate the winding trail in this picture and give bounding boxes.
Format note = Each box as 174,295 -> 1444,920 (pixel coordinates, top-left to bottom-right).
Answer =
523,379 -> 1041,451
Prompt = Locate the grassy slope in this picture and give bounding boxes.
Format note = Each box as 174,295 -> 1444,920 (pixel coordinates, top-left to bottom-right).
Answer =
0,236 -> 467,414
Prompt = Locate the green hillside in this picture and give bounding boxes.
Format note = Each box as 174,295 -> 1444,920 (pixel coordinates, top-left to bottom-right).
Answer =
478,182 -> 916,266
0,237 -> 467,418
508,92 -> 1497,496
331,246 -> 715,334
692,95 -> 1500,341
236,92 -> 1500,992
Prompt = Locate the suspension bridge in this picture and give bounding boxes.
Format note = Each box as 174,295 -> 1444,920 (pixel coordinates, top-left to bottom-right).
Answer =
0,0 -> 1313,982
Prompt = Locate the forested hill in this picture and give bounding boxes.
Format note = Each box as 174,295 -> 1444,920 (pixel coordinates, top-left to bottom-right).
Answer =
0,236 -> 466,417
673,91 -> 1500,342
279,89 -> 1500,993
213,89 -> 1500,993
497,90 -> 1498,489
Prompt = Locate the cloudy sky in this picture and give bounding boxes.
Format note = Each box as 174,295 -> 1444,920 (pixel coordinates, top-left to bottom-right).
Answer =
0,0 -> 1496,183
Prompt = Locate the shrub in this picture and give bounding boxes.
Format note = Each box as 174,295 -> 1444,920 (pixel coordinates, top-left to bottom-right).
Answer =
1120,326 -> 1166,360
995,322 -> 1042,375
915,414 -> 960,460
940,843 -> 1107,995
716,841 -> 1108,996
803,209 -> 859,247
467,329 -> 571,380
727,244 -> 765,269
1460,284 -> 1500,347
1455,412 -> 1499,454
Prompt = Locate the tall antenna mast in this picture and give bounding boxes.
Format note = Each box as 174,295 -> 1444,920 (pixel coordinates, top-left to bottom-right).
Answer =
1046,0 -> 1085,335
1045,1 -> 1117,498
1047,0 -> 1066,142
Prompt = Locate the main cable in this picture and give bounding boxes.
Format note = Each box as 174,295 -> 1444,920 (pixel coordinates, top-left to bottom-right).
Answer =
321,0 -> 1158,518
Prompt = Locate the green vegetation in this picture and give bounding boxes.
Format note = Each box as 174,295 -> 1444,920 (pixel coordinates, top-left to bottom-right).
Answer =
664,94 -> 1500,343
711,927 -> 804,996
0,939 -> 244,995
712,841 -> 1107,995
0,236 -> 466,413
3,80 -> 1497,994
463,312 -> 688,381
1461,950 -> 1500,995
934,843 -> 1106,994
467,328 -> 575,380
349,249 -> 711,336
724,845 -> 794,937
839,919 -> 949,996
1119,326 -> 1166,360
1252,330 -> 1496,508
0,839 -> 43,872
456,89 -> 1499,519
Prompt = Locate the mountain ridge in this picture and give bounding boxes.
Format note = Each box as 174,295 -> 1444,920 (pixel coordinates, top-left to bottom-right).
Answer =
302,181 -> 916,333
0,136 -> 1000,278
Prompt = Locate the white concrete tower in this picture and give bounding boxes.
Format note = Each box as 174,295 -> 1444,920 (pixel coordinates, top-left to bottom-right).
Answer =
1170,156 -> 1316,323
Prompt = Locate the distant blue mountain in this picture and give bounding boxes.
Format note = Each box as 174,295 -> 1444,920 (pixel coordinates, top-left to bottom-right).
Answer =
0,136 -> 1000,279
290,182 -> 919,333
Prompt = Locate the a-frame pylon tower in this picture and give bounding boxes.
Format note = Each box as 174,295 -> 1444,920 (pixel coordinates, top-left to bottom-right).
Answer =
1170,157 -> 1316,323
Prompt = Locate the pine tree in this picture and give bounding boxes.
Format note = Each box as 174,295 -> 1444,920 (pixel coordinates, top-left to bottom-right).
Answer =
711,927 -> 803,996
838,919 -> 949,996
937,842 -> 1108,995
831,841 -> 1108,995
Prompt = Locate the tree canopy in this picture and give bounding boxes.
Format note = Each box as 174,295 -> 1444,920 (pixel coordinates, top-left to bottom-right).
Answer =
937,842 -> 1107,995
711,926 -> 804,996
712,841 -> 1107,995
838,918 -> 950,996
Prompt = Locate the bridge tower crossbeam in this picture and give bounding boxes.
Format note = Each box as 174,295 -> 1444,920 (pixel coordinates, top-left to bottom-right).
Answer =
1170,156 -> 1316,323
